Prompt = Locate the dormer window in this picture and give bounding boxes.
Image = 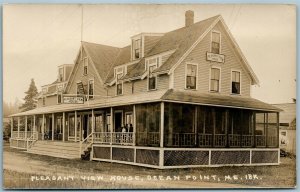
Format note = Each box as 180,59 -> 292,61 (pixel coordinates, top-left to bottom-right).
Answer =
211,31 -> 221,54
58,67 -> 64,82
42,87 -> 48,94
83,57 -> 88,75
133,39 -> 141,60
146,57 -> 159,90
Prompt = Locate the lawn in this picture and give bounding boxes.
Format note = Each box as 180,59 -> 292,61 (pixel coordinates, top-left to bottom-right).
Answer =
3,143 -> 296,189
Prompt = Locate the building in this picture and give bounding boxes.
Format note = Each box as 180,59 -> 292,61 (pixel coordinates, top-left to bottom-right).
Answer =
273,103 -> 296,155
9,11 -> 281,169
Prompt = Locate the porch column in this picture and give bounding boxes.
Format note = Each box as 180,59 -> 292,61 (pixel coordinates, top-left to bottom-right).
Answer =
276,112 -> 280,148
42,114 -> 45,140
17,117 -> 20,138
212,109 -> 216,148
92,109 -> 94,142
75,111 -> 77,142
10,117 -> 13,138
33,115 -> 36,132
62,112 -> 65,142
52,113 -> 54,141
160,102 -> 164,147
253,112 -> 256,147
194,106 -> 198,146
110,107 -> 113,145
25,116 -> 28,139
133,105 -> 136,146
265,113 -> 268,147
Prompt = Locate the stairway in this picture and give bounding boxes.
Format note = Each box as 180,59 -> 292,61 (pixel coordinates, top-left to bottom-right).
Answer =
27,140 -> 81,159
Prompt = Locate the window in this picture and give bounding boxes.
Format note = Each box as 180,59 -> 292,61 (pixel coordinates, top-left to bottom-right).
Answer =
133,39 -> 141,59
148,64 -> 157,90
77,82 -> 84,95
83,57 -> 88,75
57,94 -> 62,104
58,67 -> 64,82
42,97 -> 45,106
232,71 -> 241,94
88,80 -> 94,99
116,68 -> 123,95
210,68 -> 220,92
186,64 -> 197,89
211,31 -> 221,54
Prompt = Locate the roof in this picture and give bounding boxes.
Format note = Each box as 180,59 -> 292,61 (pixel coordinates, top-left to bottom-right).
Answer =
161,89 -> 282,112
272,103 -> 296,124
11,89 -> 280,117
122,15 -> 220,80
82,41 -> 121,81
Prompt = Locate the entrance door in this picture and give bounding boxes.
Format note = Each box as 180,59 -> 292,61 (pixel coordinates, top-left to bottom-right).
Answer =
114,112 -> 123,132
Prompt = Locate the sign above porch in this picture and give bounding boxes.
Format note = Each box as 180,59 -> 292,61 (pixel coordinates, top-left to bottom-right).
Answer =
63,96 -> 84,104
206,52 -> 225,63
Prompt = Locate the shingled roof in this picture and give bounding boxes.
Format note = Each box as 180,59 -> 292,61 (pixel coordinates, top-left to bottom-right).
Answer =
121,15 -> 220,80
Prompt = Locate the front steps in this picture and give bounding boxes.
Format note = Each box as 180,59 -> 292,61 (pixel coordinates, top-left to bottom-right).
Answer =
27,140 -> 81,159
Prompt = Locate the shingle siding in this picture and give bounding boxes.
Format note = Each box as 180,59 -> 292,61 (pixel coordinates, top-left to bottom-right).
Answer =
173,21 -> 251,97
67,48 -> 106,97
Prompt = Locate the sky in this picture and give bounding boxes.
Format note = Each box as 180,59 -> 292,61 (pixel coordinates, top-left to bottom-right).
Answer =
3,4 -> 296,104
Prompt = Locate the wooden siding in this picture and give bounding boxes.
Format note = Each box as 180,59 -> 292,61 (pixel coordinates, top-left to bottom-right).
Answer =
67,48 -> 106,97
106,75 -> 169,96
144,36 -> 161,55
173,21 -> 251,97
37,95 -> 58,107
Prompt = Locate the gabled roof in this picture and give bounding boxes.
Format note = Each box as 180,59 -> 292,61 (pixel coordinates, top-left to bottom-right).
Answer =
122,15 -> 220,80
82,41 -> 121,81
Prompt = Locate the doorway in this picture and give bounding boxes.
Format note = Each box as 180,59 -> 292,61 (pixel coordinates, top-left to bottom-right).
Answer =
82,114 -> 89,139
114,111 -> 123,132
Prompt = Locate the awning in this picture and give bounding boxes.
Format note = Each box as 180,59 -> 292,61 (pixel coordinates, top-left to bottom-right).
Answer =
161,89 -> 282,112
10,89 -> 281,117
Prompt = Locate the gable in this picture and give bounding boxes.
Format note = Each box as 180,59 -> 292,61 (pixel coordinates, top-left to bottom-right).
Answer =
65,47 -> 106,96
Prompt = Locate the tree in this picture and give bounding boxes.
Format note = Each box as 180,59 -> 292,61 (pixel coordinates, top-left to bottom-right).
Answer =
19,79 -> 38,112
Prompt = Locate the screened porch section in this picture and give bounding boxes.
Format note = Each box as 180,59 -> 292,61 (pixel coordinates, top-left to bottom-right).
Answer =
163,103 -> 279,148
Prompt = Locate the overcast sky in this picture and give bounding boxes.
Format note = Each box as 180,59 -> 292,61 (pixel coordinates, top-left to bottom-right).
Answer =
3,4 -> 296,104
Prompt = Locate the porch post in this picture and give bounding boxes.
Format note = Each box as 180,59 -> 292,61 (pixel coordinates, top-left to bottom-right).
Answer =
265,113 -> 268,147
253,112 -> 256,147
159,102 -> 165,168
33,115 -> 36,132
62,112 -> 65,142
212,109 -> 216,147
277,112 -> 280,148
10,117 -> 13,138
75,111 -> 77,142
194,106 -> 198,146
17,117 -> 20,138
133,105 -> 136,146
160,102 -> 164,147
110,107 -> 113,144
25,116 -> 28,139
42,114 -> 45,140
52,113 -> 54,141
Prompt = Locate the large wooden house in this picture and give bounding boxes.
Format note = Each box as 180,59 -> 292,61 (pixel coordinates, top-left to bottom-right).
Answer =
10,11 -> 281,168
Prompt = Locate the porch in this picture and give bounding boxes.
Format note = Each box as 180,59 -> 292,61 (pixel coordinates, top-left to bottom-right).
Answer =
9,90 -> 281,168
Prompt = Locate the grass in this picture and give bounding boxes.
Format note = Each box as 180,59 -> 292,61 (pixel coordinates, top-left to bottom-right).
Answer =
3,144 -> 296,189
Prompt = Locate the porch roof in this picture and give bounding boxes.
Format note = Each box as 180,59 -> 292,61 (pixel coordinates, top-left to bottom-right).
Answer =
161,89 -> 282,112
10,90 -> 167,117
10,89 -> 281,117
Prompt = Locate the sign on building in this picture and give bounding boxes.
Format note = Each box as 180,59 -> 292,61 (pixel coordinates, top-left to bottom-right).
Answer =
206,52 -> 225,63
63,96 -> 84,104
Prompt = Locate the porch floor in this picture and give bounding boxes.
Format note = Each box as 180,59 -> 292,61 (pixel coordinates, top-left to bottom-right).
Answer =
26,140 -> 81,159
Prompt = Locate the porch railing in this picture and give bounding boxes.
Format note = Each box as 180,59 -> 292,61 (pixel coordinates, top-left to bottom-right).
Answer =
172,133 -> 196,147
11,131 -> 37,139
93,132 -> 134,145
198,134 -> 212,147
214,134 -> 227,147
136,132 -> 160,146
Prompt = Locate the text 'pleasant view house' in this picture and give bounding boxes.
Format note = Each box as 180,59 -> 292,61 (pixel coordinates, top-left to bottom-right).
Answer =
10,11 -> 281,169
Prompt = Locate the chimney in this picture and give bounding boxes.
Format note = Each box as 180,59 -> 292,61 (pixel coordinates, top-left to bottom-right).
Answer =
185,10 -> 194,27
